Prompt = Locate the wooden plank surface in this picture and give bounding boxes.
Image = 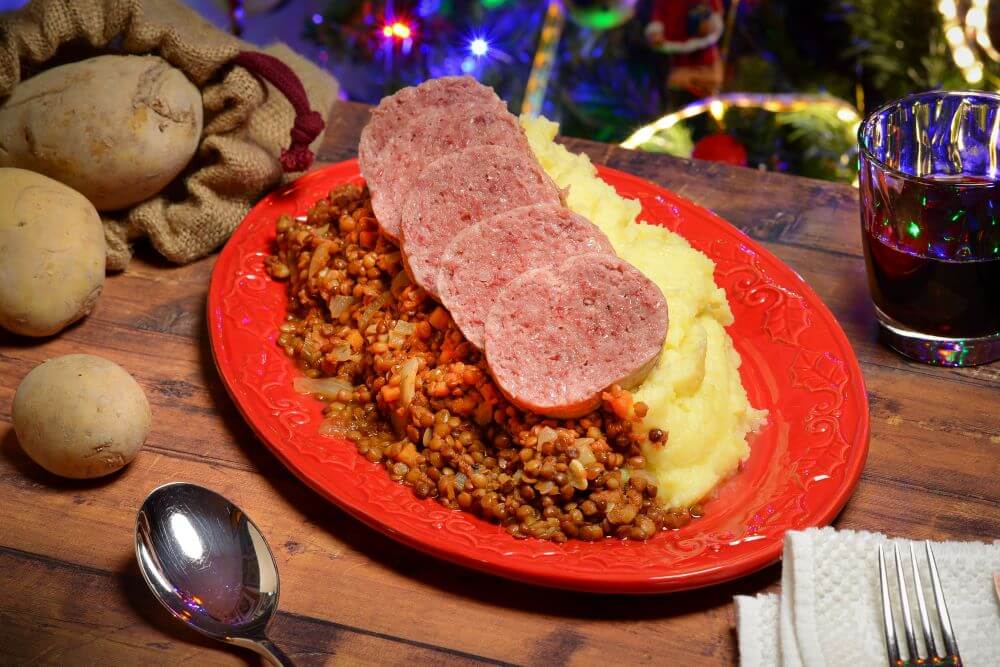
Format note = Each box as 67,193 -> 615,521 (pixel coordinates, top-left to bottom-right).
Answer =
1,100 -> 997,665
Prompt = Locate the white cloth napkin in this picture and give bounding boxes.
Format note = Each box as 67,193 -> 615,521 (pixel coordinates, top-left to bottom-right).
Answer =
736,528 -> 1000,667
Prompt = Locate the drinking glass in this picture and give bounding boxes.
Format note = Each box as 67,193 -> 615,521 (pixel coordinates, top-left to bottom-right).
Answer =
858,91 -> 1000,366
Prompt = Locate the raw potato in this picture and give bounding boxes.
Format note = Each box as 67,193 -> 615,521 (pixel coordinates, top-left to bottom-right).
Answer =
12,355 -> 151,479
0,55 -> 203,211
0,168 -> 106,336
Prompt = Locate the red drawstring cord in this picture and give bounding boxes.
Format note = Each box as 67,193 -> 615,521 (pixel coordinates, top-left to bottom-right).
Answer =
233,51 -> 325,172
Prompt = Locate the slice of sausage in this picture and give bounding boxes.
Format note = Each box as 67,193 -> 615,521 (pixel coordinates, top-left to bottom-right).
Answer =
358,77 -> 530,240
483,253 -> 668,419
437,204 -> 614,348
400,144 -> 561,300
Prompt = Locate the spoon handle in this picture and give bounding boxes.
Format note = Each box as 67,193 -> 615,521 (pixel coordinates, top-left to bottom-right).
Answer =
256,638 -> 294,666
231,636 -> 295,666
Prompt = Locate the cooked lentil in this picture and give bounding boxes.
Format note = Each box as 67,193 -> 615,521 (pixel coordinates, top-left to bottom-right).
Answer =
266,183 -> 700,542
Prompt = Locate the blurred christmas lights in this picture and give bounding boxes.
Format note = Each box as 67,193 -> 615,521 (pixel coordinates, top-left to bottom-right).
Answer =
621,93 -> 861,148
469,37 -> 490,57
969,0 -> 1000,63
417,0 -> 442,16
623,93 -> 862,187
520,0 -> 565,117
382,20 -> 413,40
938,0 -> 986,83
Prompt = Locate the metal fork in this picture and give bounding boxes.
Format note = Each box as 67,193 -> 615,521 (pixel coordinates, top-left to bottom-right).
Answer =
878,541 -> 962,666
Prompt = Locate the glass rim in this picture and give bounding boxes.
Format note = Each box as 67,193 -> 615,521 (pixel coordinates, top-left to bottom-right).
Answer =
857,89 -> 1000,188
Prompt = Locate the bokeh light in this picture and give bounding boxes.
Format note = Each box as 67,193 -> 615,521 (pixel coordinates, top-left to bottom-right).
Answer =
469,37 -> 490,57
381,20 -> 413,40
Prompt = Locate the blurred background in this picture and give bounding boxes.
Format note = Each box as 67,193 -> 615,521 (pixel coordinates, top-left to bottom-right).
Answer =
5,0 -> 995,183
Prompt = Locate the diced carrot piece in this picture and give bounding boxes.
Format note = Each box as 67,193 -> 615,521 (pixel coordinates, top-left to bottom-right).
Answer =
479,384 -> 499,403
346,329 -> 364,350
602,389 -> 634,420
428,306 -> 450,331
397,442 -> 419,467
381,384 -> 401,402
415,321 -> 433,340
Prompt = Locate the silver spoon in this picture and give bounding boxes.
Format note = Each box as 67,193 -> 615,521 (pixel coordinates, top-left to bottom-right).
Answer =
135,482 -> 293,665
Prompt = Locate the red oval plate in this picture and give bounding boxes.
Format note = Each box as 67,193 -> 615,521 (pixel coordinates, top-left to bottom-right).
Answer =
208,159 -> 869,594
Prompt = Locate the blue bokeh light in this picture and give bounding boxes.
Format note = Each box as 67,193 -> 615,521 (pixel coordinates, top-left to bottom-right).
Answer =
469,37 -> 490,57
417,0 -> 442,16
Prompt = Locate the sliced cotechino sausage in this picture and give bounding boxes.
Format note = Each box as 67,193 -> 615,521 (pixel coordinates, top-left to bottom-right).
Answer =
484,253 -> 668,419
437,203 -> 613,348
399,144 -> 561,300
358,76 -> 529,240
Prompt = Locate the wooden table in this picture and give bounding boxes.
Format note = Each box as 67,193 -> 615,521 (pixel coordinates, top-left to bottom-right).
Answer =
2,101 -> 998,666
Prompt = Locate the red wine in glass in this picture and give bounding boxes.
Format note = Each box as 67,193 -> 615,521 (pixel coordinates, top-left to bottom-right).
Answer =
859,92 -> 1000,366
861,175 -> 1000,338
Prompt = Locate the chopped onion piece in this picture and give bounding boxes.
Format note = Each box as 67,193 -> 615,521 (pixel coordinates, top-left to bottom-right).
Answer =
537,426 -> 558,447
535,480 -> 556,495
568,459 -> 588,490
393,320 -> 415,336
329,295 -> 354,318
630,468 -> 658,488
329,344 -> 353,361
390,270 -> 411,296
388,320 -> 416,348
389,410 -> 407,437
399,357 -> 420,407
358,291 -> 391,330
293,375 -> 354,399
318,419 -> 349,438
573,438 -> 596,465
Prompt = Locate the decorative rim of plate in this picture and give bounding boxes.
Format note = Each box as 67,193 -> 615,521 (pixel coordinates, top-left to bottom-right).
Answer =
208,159 -> 870,594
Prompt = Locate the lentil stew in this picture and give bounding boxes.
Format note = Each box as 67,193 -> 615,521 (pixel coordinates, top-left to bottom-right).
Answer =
265,183 -> 701,542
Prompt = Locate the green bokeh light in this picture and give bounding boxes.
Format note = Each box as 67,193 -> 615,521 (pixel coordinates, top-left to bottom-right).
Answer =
578,10 -> 623,29
907,221 -> 921,237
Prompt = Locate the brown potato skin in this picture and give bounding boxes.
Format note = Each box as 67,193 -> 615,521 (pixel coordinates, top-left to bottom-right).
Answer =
0,168 -> 106,337
12,355 -> 151,479
0,55 -> 203,211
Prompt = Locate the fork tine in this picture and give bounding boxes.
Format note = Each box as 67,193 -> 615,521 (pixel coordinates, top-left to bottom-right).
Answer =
878,544 -> 901,666
925,541 -> 962,662
893,544 -> 920,662
910,542 -> 937,658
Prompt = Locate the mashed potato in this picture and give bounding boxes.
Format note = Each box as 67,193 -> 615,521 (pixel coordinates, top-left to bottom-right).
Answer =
522,116 -> 767,508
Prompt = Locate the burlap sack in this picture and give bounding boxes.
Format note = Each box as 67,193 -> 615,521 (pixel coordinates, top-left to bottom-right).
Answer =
0,0 -> 339,269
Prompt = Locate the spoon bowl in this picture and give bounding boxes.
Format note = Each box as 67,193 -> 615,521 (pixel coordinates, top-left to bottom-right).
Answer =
135,482 -> 292,665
